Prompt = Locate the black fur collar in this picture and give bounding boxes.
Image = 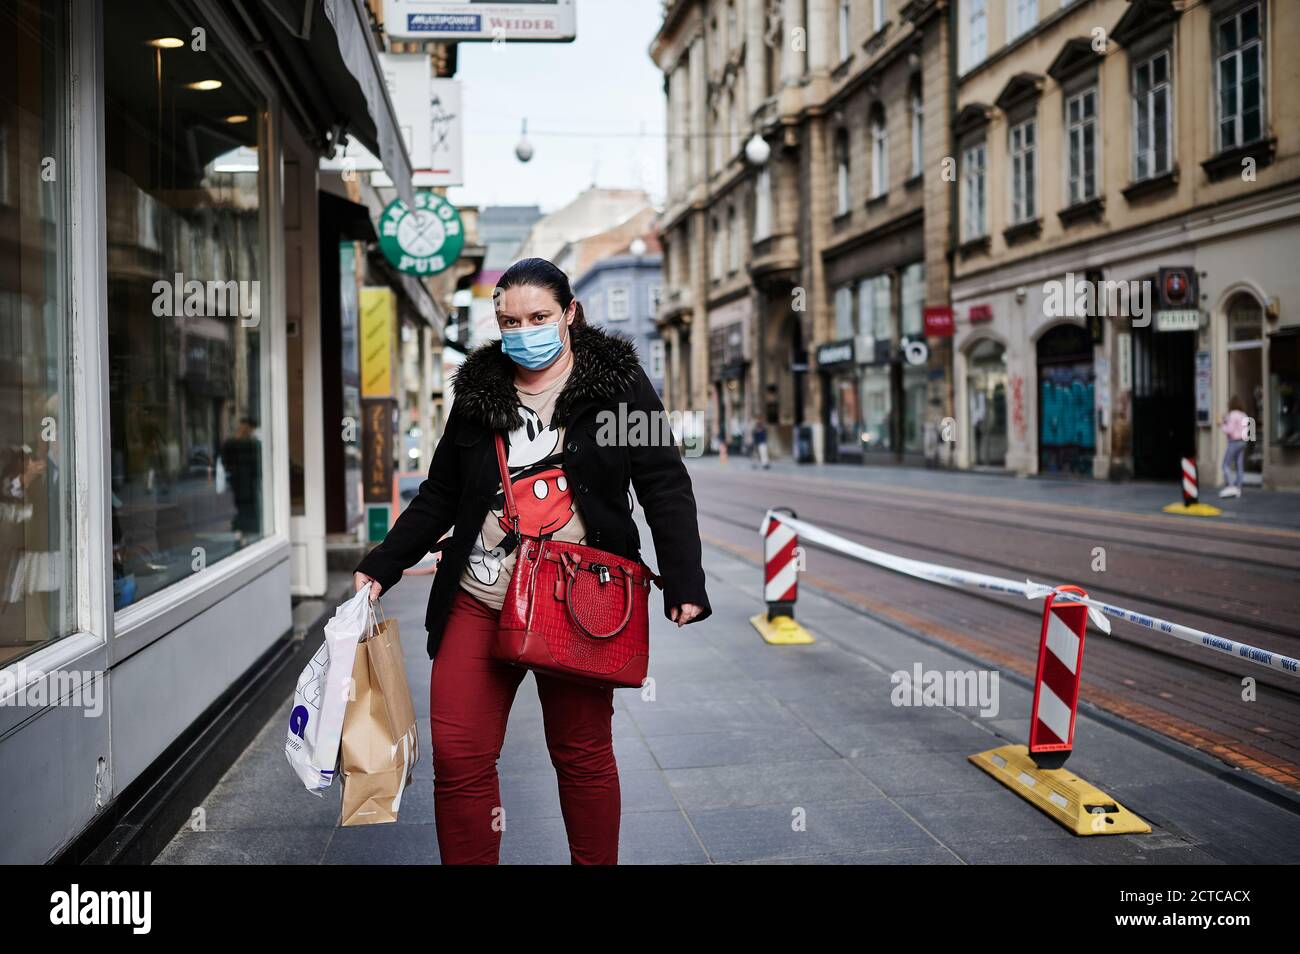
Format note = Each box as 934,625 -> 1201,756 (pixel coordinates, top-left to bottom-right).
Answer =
450,322 -> 642,430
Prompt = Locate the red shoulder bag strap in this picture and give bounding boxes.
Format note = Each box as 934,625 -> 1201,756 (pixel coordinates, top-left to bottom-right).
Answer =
494,433 -> 520,543
497,430 -> 661,591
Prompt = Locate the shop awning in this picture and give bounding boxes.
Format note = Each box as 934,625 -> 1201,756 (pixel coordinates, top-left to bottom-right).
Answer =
241,0 -> 416,207
318,0 -> 415,207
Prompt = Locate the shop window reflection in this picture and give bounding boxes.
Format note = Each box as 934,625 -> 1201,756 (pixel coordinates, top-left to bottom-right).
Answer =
0,0 -> 75,662
104,1 -> 266,610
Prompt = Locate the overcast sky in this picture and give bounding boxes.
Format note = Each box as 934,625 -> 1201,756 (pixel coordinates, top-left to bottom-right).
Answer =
445,0 -> 667,213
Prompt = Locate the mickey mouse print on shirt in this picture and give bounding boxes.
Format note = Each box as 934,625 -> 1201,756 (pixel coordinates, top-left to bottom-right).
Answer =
460,372 -> 588,610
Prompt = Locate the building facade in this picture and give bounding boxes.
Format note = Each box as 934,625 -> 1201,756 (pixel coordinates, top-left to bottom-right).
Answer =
950,0 -> 1300,489
572,246 -> 666,397
0,0 -> 472,863
652,0 -> 953,462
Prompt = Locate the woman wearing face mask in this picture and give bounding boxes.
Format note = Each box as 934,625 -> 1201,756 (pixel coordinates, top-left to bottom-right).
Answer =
353,257 -> 710,865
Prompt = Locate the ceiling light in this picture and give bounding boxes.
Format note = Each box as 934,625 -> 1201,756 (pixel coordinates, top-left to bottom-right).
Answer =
225,114 -> 249,124
185,79 -> 223,91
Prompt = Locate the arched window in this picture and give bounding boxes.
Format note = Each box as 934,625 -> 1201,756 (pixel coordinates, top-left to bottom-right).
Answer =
1225,291 -> 1265,470
870,103 -> 888,198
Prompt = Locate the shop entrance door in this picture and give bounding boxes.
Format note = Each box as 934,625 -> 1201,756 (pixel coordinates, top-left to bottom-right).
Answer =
1037,324 -> 1096,476
967,338 -> 1008,467
1131,324 -> 1195,479
1226,293 -> 1266,484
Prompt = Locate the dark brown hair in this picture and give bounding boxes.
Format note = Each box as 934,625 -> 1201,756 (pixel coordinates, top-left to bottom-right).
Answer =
495,257 -> 586,327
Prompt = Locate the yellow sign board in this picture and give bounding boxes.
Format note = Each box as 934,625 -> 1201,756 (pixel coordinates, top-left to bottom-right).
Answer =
360,287 -> 396,399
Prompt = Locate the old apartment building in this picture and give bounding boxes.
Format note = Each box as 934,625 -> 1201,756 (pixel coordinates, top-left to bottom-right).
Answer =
651,0 -> 953,462
950,0 -> 1300,489
654,0 -> 1300,491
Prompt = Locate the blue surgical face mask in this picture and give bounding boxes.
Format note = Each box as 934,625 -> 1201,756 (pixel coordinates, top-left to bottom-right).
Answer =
501,321 -> 565,370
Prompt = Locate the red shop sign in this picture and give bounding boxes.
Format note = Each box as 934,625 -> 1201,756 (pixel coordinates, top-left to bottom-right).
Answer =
923,306 -> 955,337
969,304 -> 993,323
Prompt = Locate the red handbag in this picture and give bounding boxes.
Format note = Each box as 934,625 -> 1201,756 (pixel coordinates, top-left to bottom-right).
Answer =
489,433 -> 657,689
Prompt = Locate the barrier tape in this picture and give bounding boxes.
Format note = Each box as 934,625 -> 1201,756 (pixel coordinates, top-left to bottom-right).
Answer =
764,510 -> 1300,680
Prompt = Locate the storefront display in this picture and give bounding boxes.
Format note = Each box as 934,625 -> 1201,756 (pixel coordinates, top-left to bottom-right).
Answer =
105,1 -> 268,605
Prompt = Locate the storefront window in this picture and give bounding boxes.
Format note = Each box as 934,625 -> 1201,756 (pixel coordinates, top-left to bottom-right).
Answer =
902,365 -> 927,454
901,263 -> 924,339
834,285 -> 854,339
340,243 -> 364,532
1226,293 -> 1265,475
858,274 -> 892,345
860,368 -> 891,453
1270,333 -> 1300,445
967,338 -> 1008,467
873,275 -> 892,341
103,1 -> 267,609
830,371 -> 861,458
0,0 -> 75,660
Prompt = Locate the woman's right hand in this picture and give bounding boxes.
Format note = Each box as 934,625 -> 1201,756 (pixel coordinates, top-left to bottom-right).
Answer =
354,572 -> 382,602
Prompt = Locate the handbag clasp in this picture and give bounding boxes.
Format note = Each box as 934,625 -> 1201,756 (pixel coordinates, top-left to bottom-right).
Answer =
593,564 -> 611,585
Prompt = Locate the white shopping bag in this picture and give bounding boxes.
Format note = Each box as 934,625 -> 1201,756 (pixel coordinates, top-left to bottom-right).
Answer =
285,588 -> 371,794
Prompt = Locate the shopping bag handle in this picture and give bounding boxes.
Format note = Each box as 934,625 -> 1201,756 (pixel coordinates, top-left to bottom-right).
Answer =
367,598 -> 386,639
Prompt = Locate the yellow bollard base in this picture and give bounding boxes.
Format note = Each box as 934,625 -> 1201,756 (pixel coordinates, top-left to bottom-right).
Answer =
968,744 -> 1151,836
750,613 -> 816,645
1161,501 -> 1222,517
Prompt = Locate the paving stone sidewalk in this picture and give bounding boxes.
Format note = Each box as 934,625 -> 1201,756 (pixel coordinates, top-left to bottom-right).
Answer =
156,532 -> 1300,864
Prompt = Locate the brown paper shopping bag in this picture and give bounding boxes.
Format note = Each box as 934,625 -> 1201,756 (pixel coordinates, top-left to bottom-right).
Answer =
339,605 -> 420,826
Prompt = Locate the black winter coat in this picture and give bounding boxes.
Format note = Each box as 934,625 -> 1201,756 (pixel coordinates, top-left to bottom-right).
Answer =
355,322 -> 712,659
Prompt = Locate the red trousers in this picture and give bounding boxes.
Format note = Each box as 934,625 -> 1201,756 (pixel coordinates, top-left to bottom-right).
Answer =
429,588 -> 620,864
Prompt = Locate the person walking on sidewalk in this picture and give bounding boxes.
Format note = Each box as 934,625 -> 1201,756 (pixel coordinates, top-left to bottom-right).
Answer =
352,257 -> 711,865
751,417 -> 769,469
1219,396 -> 1250,498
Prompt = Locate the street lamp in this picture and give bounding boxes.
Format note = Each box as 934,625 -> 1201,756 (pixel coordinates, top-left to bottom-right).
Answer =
745,132 -> 771,166
515,118 -> 534,163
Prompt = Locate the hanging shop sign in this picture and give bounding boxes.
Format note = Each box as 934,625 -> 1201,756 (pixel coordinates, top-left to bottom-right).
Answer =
1195,350 -> 1212,425
903,340 -> 930,366
815,339 -> 856,368
1155,309 -> 1201,332
1157,266 -> 1199,310
362,398 -> 396,504
923,306 -> 955,337
385,0 -> 577,41
360,287 -> 396,399
378,191 -> 465,276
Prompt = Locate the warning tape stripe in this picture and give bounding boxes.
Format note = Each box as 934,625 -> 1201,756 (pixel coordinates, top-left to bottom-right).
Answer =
764,510 -> 1300,680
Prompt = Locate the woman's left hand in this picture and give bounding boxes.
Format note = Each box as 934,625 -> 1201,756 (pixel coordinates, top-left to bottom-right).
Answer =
669,603 -> 704,627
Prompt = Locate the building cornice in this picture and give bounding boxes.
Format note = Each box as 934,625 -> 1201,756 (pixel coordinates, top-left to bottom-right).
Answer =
951,180 -> 1300,296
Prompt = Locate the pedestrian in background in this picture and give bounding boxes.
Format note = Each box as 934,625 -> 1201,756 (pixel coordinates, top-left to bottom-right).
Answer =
352,257 -> 710,865
1219,396 -> 1250,498
752,417 -> 769,469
